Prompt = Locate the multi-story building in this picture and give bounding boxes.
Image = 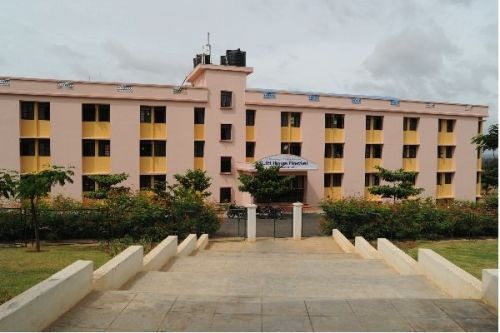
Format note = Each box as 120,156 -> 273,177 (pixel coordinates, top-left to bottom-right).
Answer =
0,50 -> 487,206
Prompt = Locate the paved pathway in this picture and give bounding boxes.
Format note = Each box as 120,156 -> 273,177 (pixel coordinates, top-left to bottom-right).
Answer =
47,237 -> 498,332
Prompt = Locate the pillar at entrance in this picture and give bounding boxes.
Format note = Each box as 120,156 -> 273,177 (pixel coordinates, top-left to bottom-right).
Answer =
246,204 -> 257,241
293,202 -> 303,240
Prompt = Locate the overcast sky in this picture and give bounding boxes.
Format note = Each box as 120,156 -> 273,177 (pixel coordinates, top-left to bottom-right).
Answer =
1,0 -> 497,127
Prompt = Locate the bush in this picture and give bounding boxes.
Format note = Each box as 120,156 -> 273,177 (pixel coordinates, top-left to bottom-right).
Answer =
0,190 -> 221,242
320,197 -> 497,241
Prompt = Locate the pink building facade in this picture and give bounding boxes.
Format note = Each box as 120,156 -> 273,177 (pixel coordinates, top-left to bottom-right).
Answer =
0,63 -> 488,207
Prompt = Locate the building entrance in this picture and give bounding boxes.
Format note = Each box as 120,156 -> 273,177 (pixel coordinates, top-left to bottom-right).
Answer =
275,175 -> 305,203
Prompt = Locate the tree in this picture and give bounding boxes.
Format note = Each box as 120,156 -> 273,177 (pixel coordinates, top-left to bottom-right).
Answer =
16,166 -> 74,251
172,169 -> 211,198
238,161 -> 293,204
472,124 -> 498,156
482,157 -> 498,190
368,166 -> 424,203
85,173 -> 129,199
0,170 -> 16,199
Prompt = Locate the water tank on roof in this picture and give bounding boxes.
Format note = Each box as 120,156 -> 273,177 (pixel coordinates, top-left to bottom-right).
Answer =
192,54 -> 211,68
220,56 -> 227,65
226,49 -> 246,67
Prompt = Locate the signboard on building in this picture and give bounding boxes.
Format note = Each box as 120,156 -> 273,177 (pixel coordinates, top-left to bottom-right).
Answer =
258,154 -> 317,170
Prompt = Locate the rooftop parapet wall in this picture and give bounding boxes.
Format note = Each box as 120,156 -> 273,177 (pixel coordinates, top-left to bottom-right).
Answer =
245,89 -> 488,118
0,78 -> 208,103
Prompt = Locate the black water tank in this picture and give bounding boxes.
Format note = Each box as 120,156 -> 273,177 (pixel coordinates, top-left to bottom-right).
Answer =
220,56 -> 227,65
226,49 -> 246,67
193,54 -> 211,68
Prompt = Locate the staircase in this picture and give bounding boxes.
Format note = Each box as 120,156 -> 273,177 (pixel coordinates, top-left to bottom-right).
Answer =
47,237 -> 498,332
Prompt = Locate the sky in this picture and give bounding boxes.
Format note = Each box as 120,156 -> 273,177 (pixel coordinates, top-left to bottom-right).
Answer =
1,0 -> 498,127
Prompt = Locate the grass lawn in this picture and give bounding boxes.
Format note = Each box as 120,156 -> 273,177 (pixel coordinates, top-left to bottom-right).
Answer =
0,244 -> 111,304
397,239 -> 498,279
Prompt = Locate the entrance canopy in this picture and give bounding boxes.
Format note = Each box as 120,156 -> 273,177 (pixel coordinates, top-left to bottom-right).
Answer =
236,154 -> 317,172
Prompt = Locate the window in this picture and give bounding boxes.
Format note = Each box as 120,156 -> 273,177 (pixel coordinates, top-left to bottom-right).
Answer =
409,173 -> 417,185
20,101 -> 35,120
82,104 -> 96,121
38,103 -> 50,120
403,117 -> 418,131
154,141 -> 166,156
220,124 -> 232,141
140,141 -> 152,156
437,146 -> 454,158
324,174 -> 331,187
154,106 -> 166,123
98,140 -> 110,157
246,142 -> 255,158
446,120 -> 455,133
445,146 -> 454,158
20,139 -> 35,156
403,145 -> 418,158
153,175 -> 166,187
478,121 -> 483,134
220,156 -> 232,173
82,176 -> 96,192
194,107 -> 205,124
477,148 -> 481,159
365,174 -> 380,187
82,140 -> 95,156
444,172 -> 453,184
282,143 -> 301,156
366,144 -> 382,158
437,173 -> 442,185
325,144 -> 344,158
332,174 -> 342,187
477,172 -> 481,184
140,175 -> 151,189
220,187 -> 232,203
290,113 -> 301,127
246,110 -> 256,126
281,112 -> 289,127
221,91 -> 232,108
140,106 -> 152,123
366,116 -> 383,130
98,105 -> 110,122
325,114 -> 344,129
194,141 -> 204,157
38,139 -> 50,156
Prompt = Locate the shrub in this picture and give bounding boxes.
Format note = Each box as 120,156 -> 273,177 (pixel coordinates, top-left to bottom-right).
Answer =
320,198 -> 497,241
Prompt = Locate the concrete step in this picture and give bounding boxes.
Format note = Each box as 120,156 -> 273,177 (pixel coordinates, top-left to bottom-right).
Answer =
122,270 -> 448,299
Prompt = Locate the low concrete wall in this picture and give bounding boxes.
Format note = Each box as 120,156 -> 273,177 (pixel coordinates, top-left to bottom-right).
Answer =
177,234 -> 197,256
377,238 -> 420,275
332,229 -> 355,253
93,245 -> 143,291
355,236 -> 380,259
0,260 -> 93,332
418,248 -> 482,298
143,236 -> 178,271
196,234 -> 209,250
482,269 -> 498,310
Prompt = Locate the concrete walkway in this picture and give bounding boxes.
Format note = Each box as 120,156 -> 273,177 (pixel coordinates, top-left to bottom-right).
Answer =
47,238 -> 498,332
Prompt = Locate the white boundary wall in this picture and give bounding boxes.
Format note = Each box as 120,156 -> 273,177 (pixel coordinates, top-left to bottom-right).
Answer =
196,234 -> 209,250
0,260 -> 93,332
377,238 -> 420,275
93,245 -> 143,291
177,234 -> 197,256
332,229 -> 356,253
143,236 -> 178,271
482,269 -> 498,310
355,236 -> 380,259
418,248 -> 482,298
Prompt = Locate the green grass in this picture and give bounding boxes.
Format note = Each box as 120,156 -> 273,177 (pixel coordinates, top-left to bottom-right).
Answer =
397,239 -> 498,279
0,244 -> 111,304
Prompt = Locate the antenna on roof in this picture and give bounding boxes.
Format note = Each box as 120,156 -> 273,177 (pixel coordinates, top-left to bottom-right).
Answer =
202,32 -> 211,64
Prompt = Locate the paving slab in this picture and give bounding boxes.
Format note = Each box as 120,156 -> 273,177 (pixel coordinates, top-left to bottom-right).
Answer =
210,313 -> 262,332
262,315 -> 312,332
310,314 -> 364,332
158,311 -> 215,332
405,316 -> 465,332
452,317 -> 499,332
